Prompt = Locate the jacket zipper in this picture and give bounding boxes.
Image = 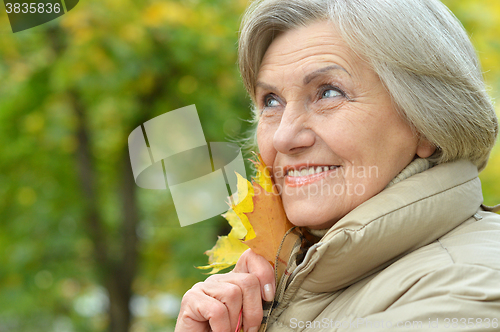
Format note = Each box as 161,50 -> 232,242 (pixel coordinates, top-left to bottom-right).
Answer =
260,242 -> 323,331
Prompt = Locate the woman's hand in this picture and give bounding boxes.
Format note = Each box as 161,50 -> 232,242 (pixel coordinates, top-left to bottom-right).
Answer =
175,249 -> 275,332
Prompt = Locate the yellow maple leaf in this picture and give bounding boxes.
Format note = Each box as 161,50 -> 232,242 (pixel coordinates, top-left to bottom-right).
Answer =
242,181 -> 293,264
198,154 -> 292,273
196,234 -> 249,274
232,173 -> 255,241
196,175 -> 252,274
252,153 -> 274,193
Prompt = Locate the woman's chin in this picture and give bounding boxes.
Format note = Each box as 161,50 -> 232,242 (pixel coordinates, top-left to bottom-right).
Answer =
287,213 -> 337,230
283,197 -> 343,230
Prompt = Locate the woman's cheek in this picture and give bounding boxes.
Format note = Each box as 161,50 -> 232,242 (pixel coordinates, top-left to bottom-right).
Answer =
257,122 -> 277,168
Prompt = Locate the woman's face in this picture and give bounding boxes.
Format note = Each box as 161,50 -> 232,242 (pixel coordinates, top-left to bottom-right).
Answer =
256,21 -> 434,229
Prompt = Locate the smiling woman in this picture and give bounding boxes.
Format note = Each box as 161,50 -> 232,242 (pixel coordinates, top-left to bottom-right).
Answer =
255,21 -> 435,229
175,1 -> 500,332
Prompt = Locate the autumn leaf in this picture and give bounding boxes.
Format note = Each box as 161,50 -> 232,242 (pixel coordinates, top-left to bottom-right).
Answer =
197,183 -> 251,274
198,154 -> 293,273
196,209 -> 250,274
241,155 -> 293,264
252,154 -> 274,193
232,173 -> 255,241
196,231 -> 249,274
243,181 -> 293,264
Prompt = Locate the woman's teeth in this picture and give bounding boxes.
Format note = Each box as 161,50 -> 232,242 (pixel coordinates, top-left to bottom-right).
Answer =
287,166 -> 337,177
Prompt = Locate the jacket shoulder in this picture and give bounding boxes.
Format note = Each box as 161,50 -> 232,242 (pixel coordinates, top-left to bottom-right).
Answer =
438,210 -> 500,270
324,213 -> 500,323
326,263 -> 500,332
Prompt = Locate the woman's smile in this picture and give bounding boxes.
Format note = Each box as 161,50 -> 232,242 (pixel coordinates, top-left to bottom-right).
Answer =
282,165 -> 339,187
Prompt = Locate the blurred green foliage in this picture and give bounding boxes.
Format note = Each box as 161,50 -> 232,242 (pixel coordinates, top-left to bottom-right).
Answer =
0,0 -> 252,331
0,0 -> 498,332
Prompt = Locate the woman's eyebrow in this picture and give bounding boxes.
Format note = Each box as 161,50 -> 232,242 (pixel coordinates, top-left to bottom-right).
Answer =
303,65 -> 350,84
255,81 -> 276,93
255,64 -> 350,92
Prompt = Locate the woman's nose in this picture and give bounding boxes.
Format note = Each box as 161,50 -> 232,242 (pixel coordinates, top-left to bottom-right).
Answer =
272,104 -> 315,155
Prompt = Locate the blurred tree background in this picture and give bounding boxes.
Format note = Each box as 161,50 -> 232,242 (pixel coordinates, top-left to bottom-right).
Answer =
0,0 -> 498,332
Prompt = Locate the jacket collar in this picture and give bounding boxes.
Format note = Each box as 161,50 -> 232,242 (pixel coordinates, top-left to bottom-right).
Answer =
295,159 -> 482,293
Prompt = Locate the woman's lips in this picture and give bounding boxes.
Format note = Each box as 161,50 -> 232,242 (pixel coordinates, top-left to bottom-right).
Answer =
284,165 -> 339,187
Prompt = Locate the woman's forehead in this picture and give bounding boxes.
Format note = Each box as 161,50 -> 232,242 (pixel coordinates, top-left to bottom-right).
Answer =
256,22 -> 367,85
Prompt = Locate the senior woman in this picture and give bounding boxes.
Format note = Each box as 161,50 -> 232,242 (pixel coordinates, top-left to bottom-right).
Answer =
176,0 -> 500,331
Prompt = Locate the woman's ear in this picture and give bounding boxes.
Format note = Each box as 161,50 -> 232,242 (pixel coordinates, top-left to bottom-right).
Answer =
416,136 -> 436,158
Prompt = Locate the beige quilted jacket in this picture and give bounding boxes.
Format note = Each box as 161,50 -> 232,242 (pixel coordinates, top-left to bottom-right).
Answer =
260,159 -> 500,331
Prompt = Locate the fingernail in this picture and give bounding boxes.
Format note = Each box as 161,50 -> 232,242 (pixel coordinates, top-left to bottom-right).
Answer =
248,327 -> 259,332
263,283 -> 274,302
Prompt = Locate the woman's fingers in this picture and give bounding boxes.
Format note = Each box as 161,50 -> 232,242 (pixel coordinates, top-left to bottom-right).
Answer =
176,272 -> 264,332
207,273 -> 263,331
176,284 -> 232,332
203,276 -> 245,330
177,280 -> 241,332
175,250 -> 275,332
234,249 -> 276,302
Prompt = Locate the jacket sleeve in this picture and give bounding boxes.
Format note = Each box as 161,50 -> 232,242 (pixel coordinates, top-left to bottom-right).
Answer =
331,264 -> 500,332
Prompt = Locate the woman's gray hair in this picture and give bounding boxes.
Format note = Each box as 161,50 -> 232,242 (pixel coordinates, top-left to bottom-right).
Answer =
238,0 -> 498,171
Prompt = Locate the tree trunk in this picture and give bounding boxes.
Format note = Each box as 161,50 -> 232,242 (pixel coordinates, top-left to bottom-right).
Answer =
72,90 -> 139,332
106,150 -> 141,332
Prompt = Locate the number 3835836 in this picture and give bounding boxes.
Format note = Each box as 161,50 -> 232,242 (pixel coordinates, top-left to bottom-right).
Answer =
5,2 -> 61,14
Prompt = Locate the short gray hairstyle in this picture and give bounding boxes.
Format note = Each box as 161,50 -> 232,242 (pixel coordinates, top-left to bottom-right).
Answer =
238,0 -> 498,171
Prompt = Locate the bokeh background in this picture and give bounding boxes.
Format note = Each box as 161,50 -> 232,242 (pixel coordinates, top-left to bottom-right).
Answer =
0,0 -> 498,331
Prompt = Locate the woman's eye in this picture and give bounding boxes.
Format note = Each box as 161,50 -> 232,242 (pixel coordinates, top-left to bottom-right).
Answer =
321,88 -> 342,99
264,94 -> 280,108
